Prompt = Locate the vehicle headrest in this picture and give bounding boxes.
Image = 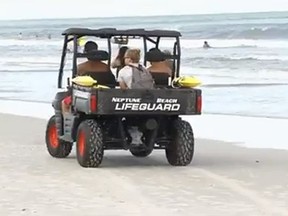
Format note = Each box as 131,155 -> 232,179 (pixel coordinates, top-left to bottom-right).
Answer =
80,50 -> 109,61
145,49 -> 166,62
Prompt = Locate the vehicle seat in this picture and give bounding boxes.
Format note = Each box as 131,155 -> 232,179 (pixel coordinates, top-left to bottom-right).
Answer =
150,72 -> 170,88
146,49 -> 170,88
82,71 -> 117,88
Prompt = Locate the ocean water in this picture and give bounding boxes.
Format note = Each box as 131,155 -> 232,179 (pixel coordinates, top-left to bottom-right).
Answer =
0,11 -> 288,118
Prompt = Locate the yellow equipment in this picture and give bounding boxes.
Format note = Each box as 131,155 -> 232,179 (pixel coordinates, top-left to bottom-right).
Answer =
72,76 -> 110,89
172,76 -> 201,88
77,37 -> 86,47
67,36 -> 86,46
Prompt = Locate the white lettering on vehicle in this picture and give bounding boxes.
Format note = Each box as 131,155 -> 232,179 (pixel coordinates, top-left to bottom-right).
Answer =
112,97 -> 181,112
156,98 -> 178,103
112,97 -> 141,103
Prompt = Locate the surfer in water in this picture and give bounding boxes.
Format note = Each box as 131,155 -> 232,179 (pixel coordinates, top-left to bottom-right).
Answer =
18,32 -> 23,40
203,41 -> 211,49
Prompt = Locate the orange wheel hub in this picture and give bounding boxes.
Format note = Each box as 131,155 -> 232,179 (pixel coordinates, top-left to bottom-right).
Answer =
78,130 -> 85,157
49,125 -> 59,148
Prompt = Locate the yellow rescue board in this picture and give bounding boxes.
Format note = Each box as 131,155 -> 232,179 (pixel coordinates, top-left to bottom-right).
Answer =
72,76 -> 110,89
172,76 -> 201,88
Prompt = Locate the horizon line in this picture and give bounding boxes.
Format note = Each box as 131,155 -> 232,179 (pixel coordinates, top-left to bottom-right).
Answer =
0,10 -> 287,22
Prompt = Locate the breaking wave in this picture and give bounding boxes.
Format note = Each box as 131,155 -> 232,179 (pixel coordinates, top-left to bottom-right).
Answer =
183,26 -> 288,40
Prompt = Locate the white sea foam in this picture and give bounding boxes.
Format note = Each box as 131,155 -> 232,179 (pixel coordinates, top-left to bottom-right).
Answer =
2,38 -> 288,49
0,39 -> 62,47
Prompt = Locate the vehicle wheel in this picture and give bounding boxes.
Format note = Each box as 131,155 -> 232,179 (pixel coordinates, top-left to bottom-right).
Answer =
130,146 -> 153,157
45,115 -> 73,158
76,120 -> 104,168
165,119 -> 194,166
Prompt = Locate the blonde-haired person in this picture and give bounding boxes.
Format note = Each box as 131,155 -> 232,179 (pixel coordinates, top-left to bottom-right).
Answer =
117,48 -> 142,89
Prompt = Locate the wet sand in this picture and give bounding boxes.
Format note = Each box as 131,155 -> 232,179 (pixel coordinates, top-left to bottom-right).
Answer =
0,113 -> 287,216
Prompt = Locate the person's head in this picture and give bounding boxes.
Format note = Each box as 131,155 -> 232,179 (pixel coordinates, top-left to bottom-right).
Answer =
204,41 -> 208,45
146,49 -> 166,65
124,48 -> 141,64
83,41 -> 99,61
117,46 -> 129,59
84,41 -> 98,53
162,50 -> 172,61
149,47 -> 160,52
162,49 -> 171,55
116,46 -> 129,66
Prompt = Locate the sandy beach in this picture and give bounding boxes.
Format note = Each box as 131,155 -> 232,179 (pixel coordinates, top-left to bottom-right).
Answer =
0,113 -> 287,216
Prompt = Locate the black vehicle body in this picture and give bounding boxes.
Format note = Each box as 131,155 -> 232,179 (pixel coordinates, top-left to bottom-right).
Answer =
46,28 -> 202,167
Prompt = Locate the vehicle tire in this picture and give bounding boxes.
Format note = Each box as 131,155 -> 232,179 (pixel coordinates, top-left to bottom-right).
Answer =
76,120 -> 104,168
165,119 -> 194,166
45,115 -> 73,158
130,146 -> 153,157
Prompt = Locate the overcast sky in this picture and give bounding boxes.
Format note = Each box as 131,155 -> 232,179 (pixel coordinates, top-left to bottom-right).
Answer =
1,0 -> 288,20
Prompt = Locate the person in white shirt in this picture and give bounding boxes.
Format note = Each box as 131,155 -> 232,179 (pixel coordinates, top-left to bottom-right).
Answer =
117,48 -> 141,89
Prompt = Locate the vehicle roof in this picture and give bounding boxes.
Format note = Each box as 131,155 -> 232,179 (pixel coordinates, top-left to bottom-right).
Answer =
62,28 -> 181,37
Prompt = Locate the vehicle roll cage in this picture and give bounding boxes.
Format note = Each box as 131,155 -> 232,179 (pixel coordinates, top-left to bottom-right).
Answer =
58,28 -> 182,88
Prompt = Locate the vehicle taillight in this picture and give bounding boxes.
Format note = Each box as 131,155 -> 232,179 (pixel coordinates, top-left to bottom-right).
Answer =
196,95 -> 202,114
90,95 -> 97,112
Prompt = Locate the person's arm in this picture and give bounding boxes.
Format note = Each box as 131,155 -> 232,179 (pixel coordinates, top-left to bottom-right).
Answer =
167,67 -> 172,76
119,81 -> 128,89
77,63 -> 85,76
77,67 -> 81,76
117,66 -> 131,89
111,59 -> 121,69
117,70 -> 128,89
166,60 -> 174,72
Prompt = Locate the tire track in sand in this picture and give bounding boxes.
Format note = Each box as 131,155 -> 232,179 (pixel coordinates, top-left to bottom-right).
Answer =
197,168 -> 288,216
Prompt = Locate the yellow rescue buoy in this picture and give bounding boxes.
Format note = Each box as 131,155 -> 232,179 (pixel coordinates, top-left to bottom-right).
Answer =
93,84 -> 110,89
72,76 -> 97,86
172,76 -> 201,88
72,76 -> 110,89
